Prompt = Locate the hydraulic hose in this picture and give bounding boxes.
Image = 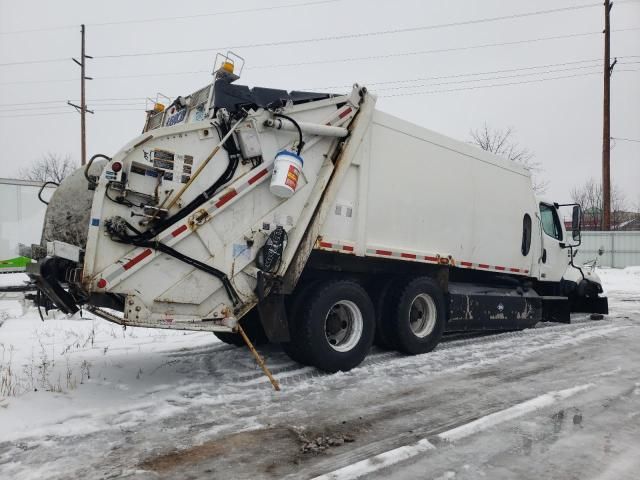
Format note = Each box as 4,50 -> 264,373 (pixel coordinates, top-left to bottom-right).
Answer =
272,112 -> 304,155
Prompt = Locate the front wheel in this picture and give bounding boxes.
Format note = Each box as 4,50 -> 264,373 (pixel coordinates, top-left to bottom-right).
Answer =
292,280 -> 375,372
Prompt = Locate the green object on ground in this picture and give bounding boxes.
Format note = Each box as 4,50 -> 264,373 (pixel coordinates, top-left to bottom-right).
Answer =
0,256 -> 31,273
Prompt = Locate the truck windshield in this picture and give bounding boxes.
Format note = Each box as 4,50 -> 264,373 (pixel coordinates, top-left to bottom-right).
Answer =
540,203 -> 563,240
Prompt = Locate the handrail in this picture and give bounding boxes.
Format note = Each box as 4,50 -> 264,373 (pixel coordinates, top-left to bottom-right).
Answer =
85,153 -> 111,187
37,181 -> 59,205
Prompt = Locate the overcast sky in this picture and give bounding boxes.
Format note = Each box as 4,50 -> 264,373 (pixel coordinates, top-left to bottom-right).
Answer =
1,0 -> 638,206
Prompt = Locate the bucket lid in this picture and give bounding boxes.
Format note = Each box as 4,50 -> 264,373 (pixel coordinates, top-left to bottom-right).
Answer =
276,150 -> 303,166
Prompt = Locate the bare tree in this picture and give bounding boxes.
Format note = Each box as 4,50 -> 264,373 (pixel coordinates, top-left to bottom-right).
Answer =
18,153 -> 75,184
470,123 -> 548,193
570,178 -> 627,230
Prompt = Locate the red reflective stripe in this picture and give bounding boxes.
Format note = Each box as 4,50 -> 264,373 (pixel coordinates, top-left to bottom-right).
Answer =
123,248 -> 152,270
319,241 -> 333,248
248,168 -> 269,185
343,245 -> 354,252
401,253 -> 416,259
171,224 -> 187,237
495,266 -> 506,271
215,189 -> 237,208
478,263 -> 490,269
338,107 -> 353,119
460,261 -> 473,267
509,268 -> 520,273
524,270 -> 529,274
376,249 -> 392,256
425,256 -> 439,262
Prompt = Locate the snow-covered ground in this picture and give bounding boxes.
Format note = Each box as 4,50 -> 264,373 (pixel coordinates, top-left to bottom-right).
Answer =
0,268 -> 639,479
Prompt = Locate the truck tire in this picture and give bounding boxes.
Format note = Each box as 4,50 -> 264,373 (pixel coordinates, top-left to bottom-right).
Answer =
214,310 -> 268,347
294,279 -> 375,373
281,280 -> 320,365
386,277 -> 445,355
369,278 -> 397,350
213,331 -> 245,347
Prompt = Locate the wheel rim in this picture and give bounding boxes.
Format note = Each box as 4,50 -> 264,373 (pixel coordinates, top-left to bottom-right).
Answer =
324,300 -> 364,352
408,293 -> 437,338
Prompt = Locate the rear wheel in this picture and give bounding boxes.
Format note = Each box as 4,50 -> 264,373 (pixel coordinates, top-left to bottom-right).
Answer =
292,279 -> 375,372
214,309 -> 268,347
385,277 -> 445,355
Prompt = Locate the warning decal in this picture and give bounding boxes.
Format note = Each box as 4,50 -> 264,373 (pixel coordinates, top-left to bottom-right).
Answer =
285,165 -> 299,190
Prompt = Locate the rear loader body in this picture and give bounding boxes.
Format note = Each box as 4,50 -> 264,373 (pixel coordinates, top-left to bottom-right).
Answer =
26,56 -> 607,372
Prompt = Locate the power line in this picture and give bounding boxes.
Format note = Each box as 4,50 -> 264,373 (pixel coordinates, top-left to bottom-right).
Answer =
0,70 -> 605,118
0,61 -> 606,110
0,111 -> 77,118
0,0 -> 341,35
94,3 -> 612,61
1,23 -> 637,69
247,31 -> 608,70
0,56 -> 72,67
0,97 -> 148,107
2,11 -> 639,67
0,108 -> 146,119
1,56 -> 613,88
5,0 -> 640,36
314,59 -> 604,90
372,65 -> 604,92
611,136 -> 640,143
92,0 -> 341,27
0,101 -> 146,112
0,2 -> 622,66
378,71 -> 602,98
0,77 -> 77,86
1,58 -> 635,109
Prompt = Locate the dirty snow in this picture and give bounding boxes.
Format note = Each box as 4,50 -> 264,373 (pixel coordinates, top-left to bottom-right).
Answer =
0,267 -> 639,479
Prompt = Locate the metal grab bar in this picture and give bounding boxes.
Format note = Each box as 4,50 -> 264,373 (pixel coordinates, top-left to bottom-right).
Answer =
37,181 -> 59,205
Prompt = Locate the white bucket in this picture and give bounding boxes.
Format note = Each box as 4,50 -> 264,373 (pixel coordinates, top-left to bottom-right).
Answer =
270,150 -> 304,198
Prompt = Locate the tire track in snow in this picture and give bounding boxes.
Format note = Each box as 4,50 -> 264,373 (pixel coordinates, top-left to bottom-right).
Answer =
229,319 -> 631,390
310,384 -> 595,480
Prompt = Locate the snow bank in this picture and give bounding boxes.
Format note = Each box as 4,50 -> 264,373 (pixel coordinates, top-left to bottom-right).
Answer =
0,307 -> 220,439
597,266 -> 640,296
0,273 -> 29,287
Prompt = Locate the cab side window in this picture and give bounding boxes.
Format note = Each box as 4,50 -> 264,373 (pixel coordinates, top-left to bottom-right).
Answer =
521,214 -> 532,255
540,203 -> 563,240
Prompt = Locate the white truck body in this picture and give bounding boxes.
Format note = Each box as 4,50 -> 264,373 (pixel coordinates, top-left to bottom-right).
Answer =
319,110 -> 536,277
24,59 -> 607,371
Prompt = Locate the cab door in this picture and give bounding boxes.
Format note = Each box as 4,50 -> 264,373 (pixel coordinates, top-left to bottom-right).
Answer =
538,203 -> 568,282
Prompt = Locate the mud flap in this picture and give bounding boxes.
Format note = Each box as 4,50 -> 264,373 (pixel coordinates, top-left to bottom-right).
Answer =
541,296 -> 571,323
256,294 -> 290,342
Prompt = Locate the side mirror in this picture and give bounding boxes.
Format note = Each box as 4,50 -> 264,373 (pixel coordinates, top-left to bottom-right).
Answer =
572,205 -> 581,242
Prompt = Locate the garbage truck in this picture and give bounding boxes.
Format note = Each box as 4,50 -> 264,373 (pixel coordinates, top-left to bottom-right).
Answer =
20,53 -> 608,373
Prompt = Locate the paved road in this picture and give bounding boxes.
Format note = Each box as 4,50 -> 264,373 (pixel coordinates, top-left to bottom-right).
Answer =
1,275 -> 638,480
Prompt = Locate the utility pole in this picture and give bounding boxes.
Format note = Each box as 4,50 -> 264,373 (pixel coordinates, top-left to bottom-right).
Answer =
68,24 -> 93,166
601,1 -> 617,231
